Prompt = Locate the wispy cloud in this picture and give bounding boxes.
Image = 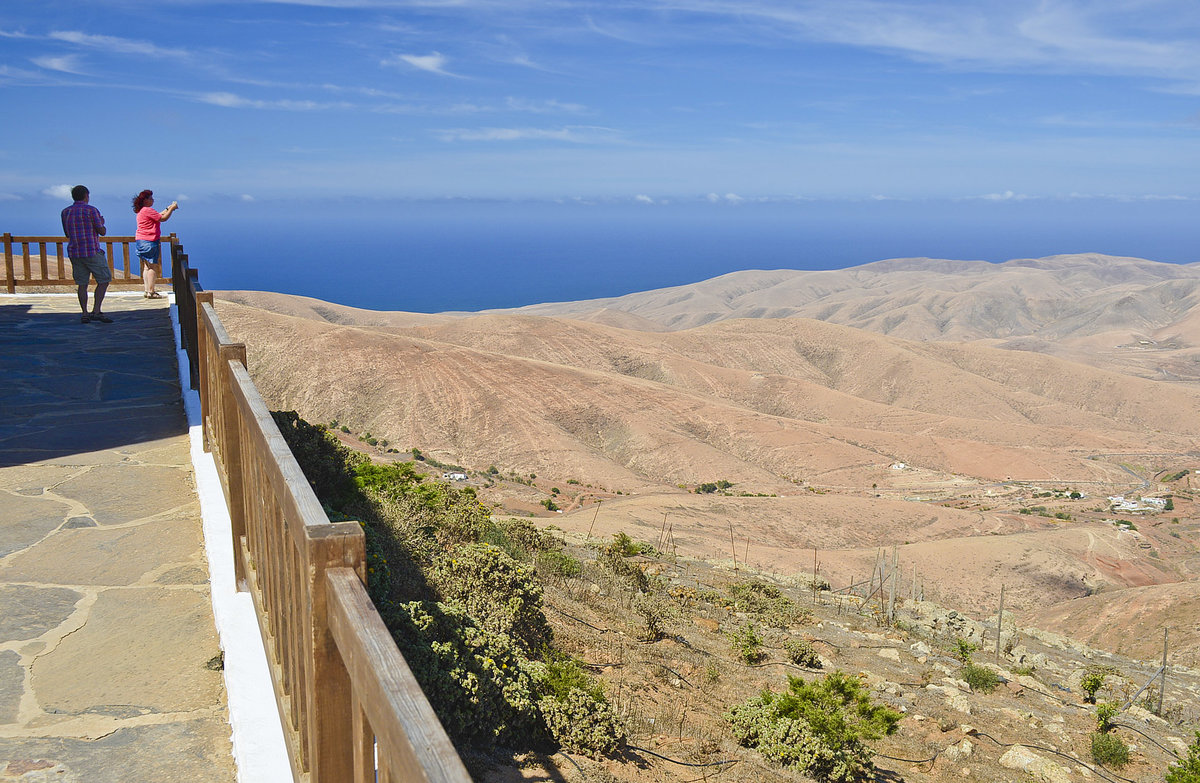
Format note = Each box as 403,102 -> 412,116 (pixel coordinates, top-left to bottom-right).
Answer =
434,125 -> 618,142
31,55 -> 84,74
198,91 -> 353,111
49,30 -> 192,60
650,1 -> 1200,82
505,97 -> 587,114
978,189 -> 1031,201
43,184 -> 73,199
383,51 -> 463,77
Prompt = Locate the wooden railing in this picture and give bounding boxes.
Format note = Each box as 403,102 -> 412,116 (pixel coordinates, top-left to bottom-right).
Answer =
171,246 -> 472,782
2,233 -> 177,293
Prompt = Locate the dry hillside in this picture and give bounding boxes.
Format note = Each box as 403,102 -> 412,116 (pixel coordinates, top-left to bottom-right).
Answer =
215,252 -> 1200,666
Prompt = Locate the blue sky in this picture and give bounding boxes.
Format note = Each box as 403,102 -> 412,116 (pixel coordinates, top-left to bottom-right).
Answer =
4,0 -> 1200,207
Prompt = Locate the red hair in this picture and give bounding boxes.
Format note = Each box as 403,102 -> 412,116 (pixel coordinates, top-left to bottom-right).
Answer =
132,189 -> 154,211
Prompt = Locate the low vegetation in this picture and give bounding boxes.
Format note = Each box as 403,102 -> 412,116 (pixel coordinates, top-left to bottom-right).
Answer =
273,411 -> 624,758
1167,731 -> 1200,783
273,410 -> 1198,782
726,672 -> 901,783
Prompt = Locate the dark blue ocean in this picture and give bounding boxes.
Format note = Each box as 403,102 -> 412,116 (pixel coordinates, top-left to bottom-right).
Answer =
12,198 -> 1199,312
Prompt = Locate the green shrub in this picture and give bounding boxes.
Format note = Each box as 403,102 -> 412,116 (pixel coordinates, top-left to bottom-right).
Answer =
728,581 -> 807,628
632,593 -> 672,641
429,544 -> 551,654
961,663 -> 999,693
785,639 -> 822,669
1090,731 -> 1130,768
484,517 -> 561,560
730,623 -> 766,664
597,536 -> 649,592
609,531 -> 648,556
538,688 -> 625,756
530,653 -> 625,755
535,549 -> 582,578
1095,702 -> 1119,733
1081,670 -> 1106,703
271,410 -> 365,507
1166,730 -> 1200,783
387,601 -> 540,746
540,652 -> 604,702
726,672 -> 902,783
953,637 -> 979,664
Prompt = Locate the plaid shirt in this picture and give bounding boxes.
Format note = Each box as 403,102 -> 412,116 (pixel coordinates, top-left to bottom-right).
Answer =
61,201 -> 105,258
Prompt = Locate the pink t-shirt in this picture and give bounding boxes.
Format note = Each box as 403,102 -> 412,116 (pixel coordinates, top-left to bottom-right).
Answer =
136,206 -> 165,240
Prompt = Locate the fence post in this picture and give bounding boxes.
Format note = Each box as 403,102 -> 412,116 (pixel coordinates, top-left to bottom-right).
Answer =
196,292 -> 215,450
305,523 -> 366,782
3,234 -> 13,294
186,266 -> 201,390
220,348 -> 248,585
994,584 -> 1005,663
1158,628 -> 1168,716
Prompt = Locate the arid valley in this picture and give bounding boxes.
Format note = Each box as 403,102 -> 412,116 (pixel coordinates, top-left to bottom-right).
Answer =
216,253 -> 1200,781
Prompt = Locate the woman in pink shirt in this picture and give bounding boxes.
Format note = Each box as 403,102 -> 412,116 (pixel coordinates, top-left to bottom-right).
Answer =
132,189 -> 179,299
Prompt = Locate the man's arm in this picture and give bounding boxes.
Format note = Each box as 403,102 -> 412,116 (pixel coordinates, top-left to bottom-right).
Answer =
93,208 -> 107,236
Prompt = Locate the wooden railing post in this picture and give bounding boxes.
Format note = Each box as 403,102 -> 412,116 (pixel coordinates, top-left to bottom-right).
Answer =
219,348 -> 248,585
196,292 -> 215,450
186,266 -> 201,389
305,524 -> 366,782
3,234 -> 13,294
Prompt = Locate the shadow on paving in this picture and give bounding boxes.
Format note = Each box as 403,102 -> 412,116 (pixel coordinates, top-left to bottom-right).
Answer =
0,301 -> 187,468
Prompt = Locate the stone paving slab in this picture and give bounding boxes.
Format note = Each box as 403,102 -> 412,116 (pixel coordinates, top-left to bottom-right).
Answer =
0,295 -> 234,782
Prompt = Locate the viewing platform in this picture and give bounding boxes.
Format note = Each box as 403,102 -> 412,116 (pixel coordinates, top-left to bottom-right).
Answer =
2,235 -> 471,783
0,294 -> 235,780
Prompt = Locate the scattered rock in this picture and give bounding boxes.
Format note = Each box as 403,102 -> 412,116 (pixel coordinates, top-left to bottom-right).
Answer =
942,737 -> 974,762
999,745 -> 1071,783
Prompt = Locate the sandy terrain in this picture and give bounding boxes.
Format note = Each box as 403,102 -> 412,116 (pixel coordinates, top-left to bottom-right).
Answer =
215,253 -> 1200,661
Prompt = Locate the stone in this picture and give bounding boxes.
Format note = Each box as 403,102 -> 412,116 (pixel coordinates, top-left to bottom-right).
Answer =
1,519 -> 204,587
32,587 -> 223,715
0,718 -> 233,783
999,745 -> 1071,783
0,650 -> 23,724
942,737 -> 974,762
877,647 -> 901,662
51,464 -> 196,526
926,684 -> 971,714
155,564 -> 209,585
0,493 -> 69,558
0,585 -> 82,640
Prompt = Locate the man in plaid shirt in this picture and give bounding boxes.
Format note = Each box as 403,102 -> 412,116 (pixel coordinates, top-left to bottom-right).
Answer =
60,184 -> 112,323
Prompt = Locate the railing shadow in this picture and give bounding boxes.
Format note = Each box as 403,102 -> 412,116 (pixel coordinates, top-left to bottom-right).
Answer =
0,301 -> 186,468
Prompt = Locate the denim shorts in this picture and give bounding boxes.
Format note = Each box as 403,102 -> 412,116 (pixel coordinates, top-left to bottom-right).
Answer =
69,254 -> 112,285
135,239 -> 161,264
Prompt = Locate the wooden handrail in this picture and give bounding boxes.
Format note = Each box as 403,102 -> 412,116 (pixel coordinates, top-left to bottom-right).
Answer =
327,568 -> 472,782
1,233 -> 177,294
170,240 -> 470,782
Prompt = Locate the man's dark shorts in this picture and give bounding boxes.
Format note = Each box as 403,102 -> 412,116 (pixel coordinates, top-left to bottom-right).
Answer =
69,254 -> 112,286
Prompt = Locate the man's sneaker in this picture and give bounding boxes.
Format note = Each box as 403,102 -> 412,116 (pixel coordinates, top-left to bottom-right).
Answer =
90,313 -> 113,324
80,314 -> 90,324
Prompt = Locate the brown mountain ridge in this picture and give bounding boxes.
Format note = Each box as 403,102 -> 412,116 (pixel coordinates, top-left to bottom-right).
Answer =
215,253 -> 1200,664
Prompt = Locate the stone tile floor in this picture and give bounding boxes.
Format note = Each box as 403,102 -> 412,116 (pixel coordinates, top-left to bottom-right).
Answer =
0,294 -> 235,781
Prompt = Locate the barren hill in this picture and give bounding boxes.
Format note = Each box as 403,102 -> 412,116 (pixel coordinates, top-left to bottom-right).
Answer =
214,252 -> 1200,662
